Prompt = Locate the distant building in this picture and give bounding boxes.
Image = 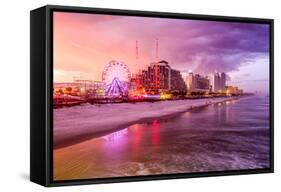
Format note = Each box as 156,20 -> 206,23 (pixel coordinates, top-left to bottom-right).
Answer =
222,86 -> 243,95
221,72 -> 226,88
170,68 -> 187,94
209,72 -> 226,93
186,72 -> 210,94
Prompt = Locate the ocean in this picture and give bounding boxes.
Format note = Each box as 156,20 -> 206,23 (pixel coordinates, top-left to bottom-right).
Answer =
53,95 -> 270,180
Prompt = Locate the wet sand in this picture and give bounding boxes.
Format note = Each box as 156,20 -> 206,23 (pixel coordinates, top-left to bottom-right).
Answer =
54,97 -> 238,149
53,96 -> 270,181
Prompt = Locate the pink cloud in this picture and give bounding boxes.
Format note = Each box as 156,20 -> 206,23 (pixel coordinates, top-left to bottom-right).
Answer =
53,11 -> 269,93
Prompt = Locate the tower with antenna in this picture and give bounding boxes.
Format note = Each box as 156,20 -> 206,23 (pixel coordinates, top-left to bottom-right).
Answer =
155,38 -> 159,61
154,38 -> 159,92
135,40 -> 142,90
135,40 -> 138,66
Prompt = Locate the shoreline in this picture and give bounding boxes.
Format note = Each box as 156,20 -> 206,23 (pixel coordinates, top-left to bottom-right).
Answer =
54,96 -> 241,150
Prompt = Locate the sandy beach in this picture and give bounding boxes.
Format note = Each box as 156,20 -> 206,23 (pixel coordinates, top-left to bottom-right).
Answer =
54,97 -> 238,149
53,95 -> 270,181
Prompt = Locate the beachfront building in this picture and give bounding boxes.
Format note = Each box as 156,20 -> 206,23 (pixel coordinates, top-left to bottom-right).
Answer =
141,60 -> 171,93
209,72 -> 226,93
53,81 -> 106,97
170,68 -> 187,95
53,82 -> 82,96
186,72 -> 210,94
222,86 -> 243,96
221,72 -> 226,88
136,60 -> 186,95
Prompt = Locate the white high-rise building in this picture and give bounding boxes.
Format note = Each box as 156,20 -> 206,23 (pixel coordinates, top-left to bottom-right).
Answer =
209,72 -> 226,93
220,72 -> 226,88
186,72 -> 210,93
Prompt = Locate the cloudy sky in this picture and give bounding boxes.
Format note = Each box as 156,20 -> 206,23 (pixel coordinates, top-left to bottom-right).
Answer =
53,12 -> 270,93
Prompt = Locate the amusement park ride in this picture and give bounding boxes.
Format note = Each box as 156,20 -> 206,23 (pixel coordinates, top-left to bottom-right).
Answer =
53,38 -> 174,106
102,60 -> 131,97
106,77 -> 127,97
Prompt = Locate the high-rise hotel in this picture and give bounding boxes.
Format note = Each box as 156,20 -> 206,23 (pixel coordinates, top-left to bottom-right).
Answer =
209,72 -> 226,92
185,72 -> 227,94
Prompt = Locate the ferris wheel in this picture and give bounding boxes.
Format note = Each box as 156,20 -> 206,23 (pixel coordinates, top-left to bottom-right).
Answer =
102,60 -> 131,85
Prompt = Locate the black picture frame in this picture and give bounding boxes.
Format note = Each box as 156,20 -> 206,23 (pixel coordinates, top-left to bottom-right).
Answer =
30,4 -> 274,187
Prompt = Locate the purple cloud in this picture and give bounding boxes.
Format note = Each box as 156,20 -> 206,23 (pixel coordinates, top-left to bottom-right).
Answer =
154,20 -> 270,73
55,12 -> 270,92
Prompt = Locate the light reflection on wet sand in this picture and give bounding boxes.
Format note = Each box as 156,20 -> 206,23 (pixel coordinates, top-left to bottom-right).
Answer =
53,96 -> 270,181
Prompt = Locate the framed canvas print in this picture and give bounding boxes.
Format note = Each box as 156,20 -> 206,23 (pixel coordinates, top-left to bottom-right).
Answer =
30,5 -> 274,187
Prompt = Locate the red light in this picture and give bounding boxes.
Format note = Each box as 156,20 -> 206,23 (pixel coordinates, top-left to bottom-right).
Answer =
152,120 -> 159,145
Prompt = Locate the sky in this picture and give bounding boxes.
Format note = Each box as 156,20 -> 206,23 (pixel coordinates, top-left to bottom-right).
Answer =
53,12 -> 270,93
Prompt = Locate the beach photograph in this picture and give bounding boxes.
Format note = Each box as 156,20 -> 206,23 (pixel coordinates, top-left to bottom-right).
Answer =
52,11 -> 270,181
